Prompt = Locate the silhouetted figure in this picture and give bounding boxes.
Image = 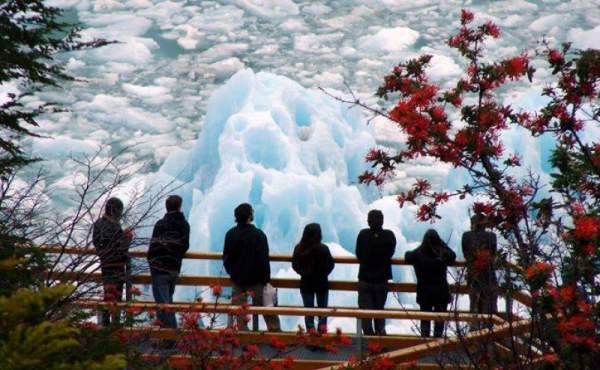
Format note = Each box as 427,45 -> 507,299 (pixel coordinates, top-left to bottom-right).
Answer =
92,197 -> 133,326
356,210 -> 396,336
148,195 -> 190,329
462,214 -> 498,320
405,229 -> 456,338
292,223 -> 335,333
223,203 -> 280,331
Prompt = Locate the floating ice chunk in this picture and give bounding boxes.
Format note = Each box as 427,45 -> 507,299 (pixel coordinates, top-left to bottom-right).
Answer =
65,58 -> 86,71
280,18 -> 307,32
31,135 -> 99,159
85,94 -> 172,132
569,25 -> 600,49
357,27 -> 420,52
122,83 -> 170,98
425,53 -> 462,81
209,57 -> 245,80
529,14 -> 563,32
197,43 -> 249,63
227,0 -> 300,19
83,14 -> 152,37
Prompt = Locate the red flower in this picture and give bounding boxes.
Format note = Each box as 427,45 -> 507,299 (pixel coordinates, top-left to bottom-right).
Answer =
473,249 -> 493,273
282,356 -> 294,369
548,49 -> 563,64
525,261 -> 553,280
504,54 -> 528,79
460,9 -> 474,25
368,342 -> 383,354
484,21 -> 500,38
270,336 -> 287,351
573,216 -> 600,240
583,244 -> 595,256
210,284 -> 223,297
429,105 -> 446,121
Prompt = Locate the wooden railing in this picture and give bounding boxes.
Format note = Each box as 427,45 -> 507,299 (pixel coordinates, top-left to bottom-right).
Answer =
41,245 -> 539,369
43,246 -> 532,307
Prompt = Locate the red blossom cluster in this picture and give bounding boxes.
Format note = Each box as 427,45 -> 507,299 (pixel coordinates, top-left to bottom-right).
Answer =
365,11 -> 535,225
549,285 -> 598,352
525,261 -> 553,281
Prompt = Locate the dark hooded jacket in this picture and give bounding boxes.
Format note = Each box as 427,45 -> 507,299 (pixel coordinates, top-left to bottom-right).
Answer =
356,227 -> 396,283
292,243 -> 334,292
405,243 -> 456,305
223,224 -> 271,287
92,216 -> 130,278
148,212 -> 190,275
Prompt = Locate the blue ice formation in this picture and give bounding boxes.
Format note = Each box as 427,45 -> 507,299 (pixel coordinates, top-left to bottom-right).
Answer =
159,69 -> 377,255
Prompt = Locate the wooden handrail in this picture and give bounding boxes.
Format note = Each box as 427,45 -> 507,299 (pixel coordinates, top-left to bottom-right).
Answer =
74,300 -> 505,324
54,271 -> 470,294
43,245 -> 532,307
40,245 -> 467,267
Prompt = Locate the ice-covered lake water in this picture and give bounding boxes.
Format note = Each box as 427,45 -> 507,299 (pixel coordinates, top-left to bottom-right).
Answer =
16,0 -> 600,332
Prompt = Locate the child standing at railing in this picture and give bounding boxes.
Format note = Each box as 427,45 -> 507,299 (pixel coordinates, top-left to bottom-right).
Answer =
292,223 -> 335,334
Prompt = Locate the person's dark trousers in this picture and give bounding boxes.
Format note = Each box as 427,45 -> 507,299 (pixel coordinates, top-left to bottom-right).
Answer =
419,303 -> 447,338
357,280 -> 388,335
151,272 -> 179,328
300,288 -> 329,333
99,267 -> 125,326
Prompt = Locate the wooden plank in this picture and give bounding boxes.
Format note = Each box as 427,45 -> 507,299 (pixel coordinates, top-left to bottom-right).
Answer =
315,318 -> 535,369
142,354 -> 474,370
40,245 -> 466,267
121,327 -> 431,348
54,271 -> 470,294
141,354 -> 341,370
74,300 -> 504,324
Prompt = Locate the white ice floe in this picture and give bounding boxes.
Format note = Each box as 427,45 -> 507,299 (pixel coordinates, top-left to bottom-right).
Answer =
357,27 -> 420,53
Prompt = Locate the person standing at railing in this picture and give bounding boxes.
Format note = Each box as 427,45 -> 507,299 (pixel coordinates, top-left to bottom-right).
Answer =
148,195 -> 190,330
223,203 -> 281,332
356,210 -> 396,336
292,223 -> 335,334
405,229 -> 456,338
462,213 -> 498,325
92,197 -> 133,326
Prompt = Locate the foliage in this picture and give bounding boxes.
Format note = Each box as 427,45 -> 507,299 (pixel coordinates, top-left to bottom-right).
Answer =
0,285 -> 126,370
352,9 -> 599,368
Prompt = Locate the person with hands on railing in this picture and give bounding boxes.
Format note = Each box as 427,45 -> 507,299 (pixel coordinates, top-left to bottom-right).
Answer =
356,209 -> 396,336
223,203 -> 281,332
92,197 -> 133,326
405,229 -> 456,338
292,223 -> 335,334
462,213 -> 498,328
148,195 -> 190,330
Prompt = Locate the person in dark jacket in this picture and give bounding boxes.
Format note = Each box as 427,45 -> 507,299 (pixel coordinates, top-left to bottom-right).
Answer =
356,210 -> 396,336
148,195 -> 190,329
292,223 -> 335,333
223,203 -> 280,331
405,229 -> 456,338
92,197 -> 133,326
462,214 -> 498,319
